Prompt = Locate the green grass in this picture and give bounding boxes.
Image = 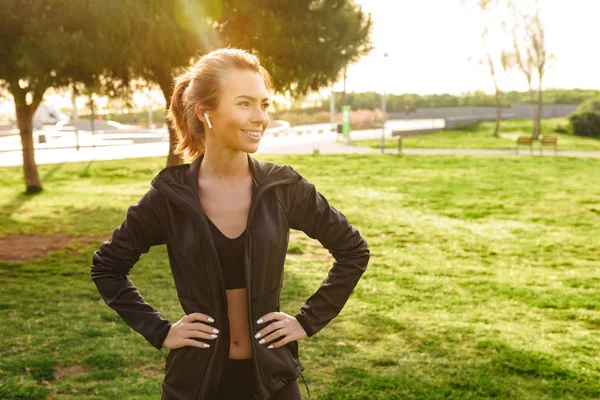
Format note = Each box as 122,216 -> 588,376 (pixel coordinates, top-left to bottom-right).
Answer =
1,154 -> 600,399
354,118 -> 600,151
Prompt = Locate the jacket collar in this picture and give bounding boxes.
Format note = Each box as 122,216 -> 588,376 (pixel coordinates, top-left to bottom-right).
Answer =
152,153 -> 300,199
182,153 -> 298,193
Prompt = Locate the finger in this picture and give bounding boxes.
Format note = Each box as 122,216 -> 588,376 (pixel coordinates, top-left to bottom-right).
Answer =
186,312 -> 215,324
259,328 -> 287,346
186,322 -> 220,335
183,338 -> 211,349
185,329 -> 219,341
256,311 -> 281,324
255,320 -> 283,339
266,335 -> 289,349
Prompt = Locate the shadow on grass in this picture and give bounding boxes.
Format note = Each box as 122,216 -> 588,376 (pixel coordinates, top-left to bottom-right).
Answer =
0,162 -> 66,218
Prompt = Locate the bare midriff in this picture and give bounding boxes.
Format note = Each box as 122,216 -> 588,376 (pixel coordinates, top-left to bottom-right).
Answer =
197,167 -> 255,360
226,287 -> 253,359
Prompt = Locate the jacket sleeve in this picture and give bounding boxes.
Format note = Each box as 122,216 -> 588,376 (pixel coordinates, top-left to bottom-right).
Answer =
91,186 -> 172,350
287,175 -> 370,337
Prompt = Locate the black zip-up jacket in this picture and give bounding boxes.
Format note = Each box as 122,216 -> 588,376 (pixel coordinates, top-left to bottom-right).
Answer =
91,154 -> 370,400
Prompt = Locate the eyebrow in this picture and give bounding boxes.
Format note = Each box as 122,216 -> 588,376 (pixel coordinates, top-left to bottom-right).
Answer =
235,95 -> 270,102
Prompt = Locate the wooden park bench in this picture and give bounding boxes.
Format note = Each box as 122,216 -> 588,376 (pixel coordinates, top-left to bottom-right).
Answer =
540,136 -> 558,155
516,136 -> 533,155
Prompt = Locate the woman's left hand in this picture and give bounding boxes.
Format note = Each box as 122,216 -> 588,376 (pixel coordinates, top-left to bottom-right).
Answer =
254,311 -> 307,349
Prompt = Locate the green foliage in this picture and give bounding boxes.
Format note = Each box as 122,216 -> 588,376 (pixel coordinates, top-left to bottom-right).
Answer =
569,112 -> 600,138
575,97 -> 600,113
0,1 -> 137,99
570,98 -> 600,138
274,89 -> 600,115
212,0 -> 374,96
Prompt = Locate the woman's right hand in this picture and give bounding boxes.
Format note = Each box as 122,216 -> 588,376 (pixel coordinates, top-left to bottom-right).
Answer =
162,313 -> 219,350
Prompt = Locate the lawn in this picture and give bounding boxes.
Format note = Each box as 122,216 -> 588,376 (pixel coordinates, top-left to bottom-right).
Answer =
1,154 -> 599,399
353,118 -> 600,152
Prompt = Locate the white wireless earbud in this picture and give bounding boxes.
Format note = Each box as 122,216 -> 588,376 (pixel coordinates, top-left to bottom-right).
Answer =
203,111 -> 213,129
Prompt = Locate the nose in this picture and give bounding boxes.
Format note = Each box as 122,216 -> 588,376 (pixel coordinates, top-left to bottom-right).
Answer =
251,105 -> 268,126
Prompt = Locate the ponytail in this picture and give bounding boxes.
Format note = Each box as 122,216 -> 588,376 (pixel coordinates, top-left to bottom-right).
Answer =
167,74 -> 206,162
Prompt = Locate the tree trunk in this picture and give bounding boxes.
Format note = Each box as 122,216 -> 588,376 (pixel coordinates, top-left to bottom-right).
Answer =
527,84 -> 537,139
534,77 -> 544,140
15,103 -> 42,193
493,88 -> 502,138
493,106 -> 502,138
153,64 -> 182,168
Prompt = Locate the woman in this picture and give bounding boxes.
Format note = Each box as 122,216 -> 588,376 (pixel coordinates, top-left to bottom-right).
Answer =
91,48 -> 370,400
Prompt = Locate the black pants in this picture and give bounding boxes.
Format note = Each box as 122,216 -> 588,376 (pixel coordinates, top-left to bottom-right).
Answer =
216,358 -> 302,400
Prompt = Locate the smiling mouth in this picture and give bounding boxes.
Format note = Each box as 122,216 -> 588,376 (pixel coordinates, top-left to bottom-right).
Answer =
242,130 -> 262,138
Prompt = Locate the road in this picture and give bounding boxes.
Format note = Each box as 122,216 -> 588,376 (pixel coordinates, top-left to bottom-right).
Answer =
0,119 -> 443,167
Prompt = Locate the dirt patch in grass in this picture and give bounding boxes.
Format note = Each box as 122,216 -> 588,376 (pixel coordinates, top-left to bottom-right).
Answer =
134,363 -> 165,378
54,364 -> 90,380
0,233 -> 108,263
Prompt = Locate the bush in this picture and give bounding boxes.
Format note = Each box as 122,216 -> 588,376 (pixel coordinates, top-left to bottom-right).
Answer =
569,112 -> 600,138
575,98 -> 600,113
569,98 -> 600,138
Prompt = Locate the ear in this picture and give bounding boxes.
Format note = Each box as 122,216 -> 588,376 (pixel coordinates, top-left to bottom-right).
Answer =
194,103 -> 209,124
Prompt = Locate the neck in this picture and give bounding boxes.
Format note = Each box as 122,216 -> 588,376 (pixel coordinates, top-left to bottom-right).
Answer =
200,147 -> 250,182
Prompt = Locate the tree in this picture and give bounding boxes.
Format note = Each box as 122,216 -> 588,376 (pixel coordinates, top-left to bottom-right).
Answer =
506,0 -> 551,139
463,0 -> 512,138
479,29 -> 511,138
126,0 -> 373,166
0,0 -> 135,192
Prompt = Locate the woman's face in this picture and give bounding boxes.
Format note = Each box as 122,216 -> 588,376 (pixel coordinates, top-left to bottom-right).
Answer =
202,68 -> 271,153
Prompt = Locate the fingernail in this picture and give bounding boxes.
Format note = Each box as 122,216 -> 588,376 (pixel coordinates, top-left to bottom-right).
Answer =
211,334 -> 218,338
259,339 -> 265,344
213,329 -> 219,333
208,317 -> 215,323
256,319 -> 263,324
204,343 -> 210,348
255,333 -> 261,339
268,345 -> 273,349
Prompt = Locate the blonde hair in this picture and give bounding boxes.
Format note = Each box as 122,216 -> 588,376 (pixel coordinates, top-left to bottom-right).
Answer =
166,47 -> 273,162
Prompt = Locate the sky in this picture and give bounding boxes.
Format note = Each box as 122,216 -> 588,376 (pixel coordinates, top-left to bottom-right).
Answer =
334,0 -> 600,95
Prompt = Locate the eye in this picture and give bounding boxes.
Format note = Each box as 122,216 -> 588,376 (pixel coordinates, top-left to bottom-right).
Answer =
262,103 -> 271,110
239,101 -> 250,106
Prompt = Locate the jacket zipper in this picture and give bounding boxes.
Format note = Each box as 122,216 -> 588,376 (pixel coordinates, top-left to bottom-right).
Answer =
245,178 -> 299,400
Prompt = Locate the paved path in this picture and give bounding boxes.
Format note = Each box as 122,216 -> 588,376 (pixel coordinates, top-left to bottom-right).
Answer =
379,147 -> 600,158
1,140 -> 598,168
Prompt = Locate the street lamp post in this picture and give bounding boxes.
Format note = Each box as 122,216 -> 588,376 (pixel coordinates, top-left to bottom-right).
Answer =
381,52 -> 389,154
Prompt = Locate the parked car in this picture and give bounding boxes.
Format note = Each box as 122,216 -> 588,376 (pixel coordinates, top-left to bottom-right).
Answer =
32,103 -> 69,129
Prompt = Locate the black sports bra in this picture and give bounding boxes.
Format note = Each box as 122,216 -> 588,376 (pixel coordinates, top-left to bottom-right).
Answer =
206,216 -> 246,289
205,182 -> 256,290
